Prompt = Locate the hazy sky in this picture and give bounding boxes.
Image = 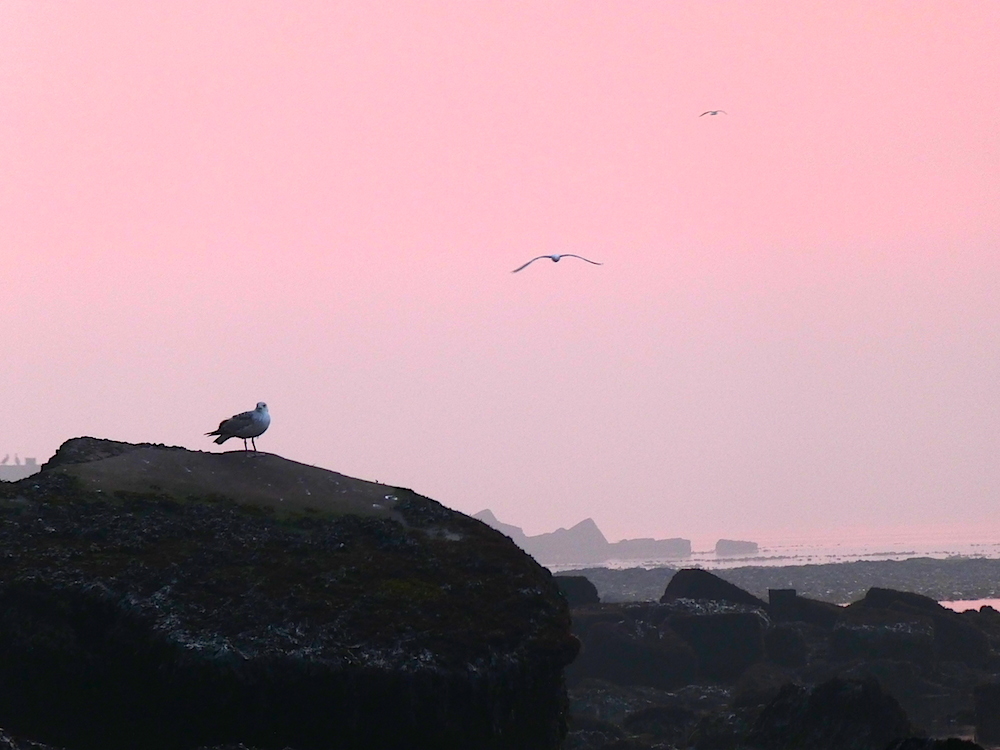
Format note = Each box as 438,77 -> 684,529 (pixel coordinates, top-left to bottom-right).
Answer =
3,2 -> 999,546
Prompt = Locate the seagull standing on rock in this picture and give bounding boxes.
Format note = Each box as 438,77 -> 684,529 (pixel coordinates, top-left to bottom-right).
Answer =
206,402 -> 270,451
511,254 -> 603,273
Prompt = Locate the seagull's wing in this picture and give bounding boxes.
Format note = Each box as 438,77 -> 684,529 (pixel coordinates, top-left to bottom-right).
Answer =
225,410 -> 256,429
208,410 -> 255,436
561,254 -> 603,266
700,111 -> 712,116
718,110 -> 727,114
511,256 -> 549,273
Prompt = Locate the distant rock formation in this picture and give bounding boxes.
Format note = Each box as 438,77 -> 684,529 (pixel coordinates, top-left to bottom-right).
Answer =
471,509 -> 528,544
609,537 -> 692,559
524,518 -> 611,565
0,438 -> 578,750
715,538 -> 759,556
473,510 -> 691,566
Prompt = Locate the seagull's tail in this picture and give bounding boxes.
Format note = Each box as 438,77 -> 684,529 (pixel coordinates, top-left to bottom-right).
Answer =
205,430 -> 231,444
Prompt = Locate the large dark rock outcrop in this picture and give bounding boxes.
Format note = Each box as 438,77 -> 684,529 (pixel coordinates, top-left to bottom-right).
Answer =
0,438 -> 578,750
661,568 -> 768,609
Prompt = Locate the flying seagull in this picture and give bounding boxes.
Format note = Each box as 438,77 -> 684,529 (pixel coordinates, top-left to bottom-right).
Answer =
511,254 -> 603,273
700,110 -> 727,116
206,402 -> 270,451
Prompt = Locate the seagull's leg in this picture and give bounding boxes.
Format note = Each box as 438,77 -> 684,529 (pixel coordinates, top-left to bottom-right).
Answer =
251,437 -> 257,451
242,438 -> 249,451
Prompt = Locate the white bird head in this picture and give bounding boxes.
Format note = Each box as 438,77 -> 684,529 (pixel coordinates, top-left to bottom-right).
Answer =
256,402 -> 268,411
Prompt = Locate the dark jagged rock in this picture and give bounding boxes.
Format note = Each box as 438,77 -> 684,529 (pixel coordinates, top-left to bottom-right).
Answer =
668,611 -> 766,682
557,575 -> 600,606
661,569 -> 767,609
0,438 -> 578,750
744,677 -> 913,750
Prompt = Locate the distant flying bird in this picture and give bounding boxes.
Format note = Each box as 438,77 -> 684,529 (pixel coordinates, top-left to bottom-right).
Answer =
206,402 -> 270,451
511,254 -> 603,273
700,110 -> 727,116
0,455 -> 7,465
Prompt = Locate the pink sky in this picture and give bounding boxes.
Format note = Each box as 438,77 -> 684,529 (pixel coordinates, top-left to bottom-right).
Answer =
3,2 -> 1000,546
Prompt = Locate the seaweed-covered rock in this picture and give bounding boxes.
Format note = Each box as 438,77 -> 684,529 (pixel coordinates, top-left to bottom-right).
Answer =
0,438 -> 578,750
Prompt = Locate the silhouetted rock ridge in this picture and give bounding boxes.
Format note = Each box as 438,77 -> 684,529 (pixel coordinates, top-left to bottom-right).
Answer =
473,510 -> 691,565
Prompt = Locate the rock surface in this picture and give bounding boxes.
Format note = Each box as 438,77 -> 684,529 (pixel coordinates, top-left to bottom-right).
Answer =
0,438 -> 578,750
